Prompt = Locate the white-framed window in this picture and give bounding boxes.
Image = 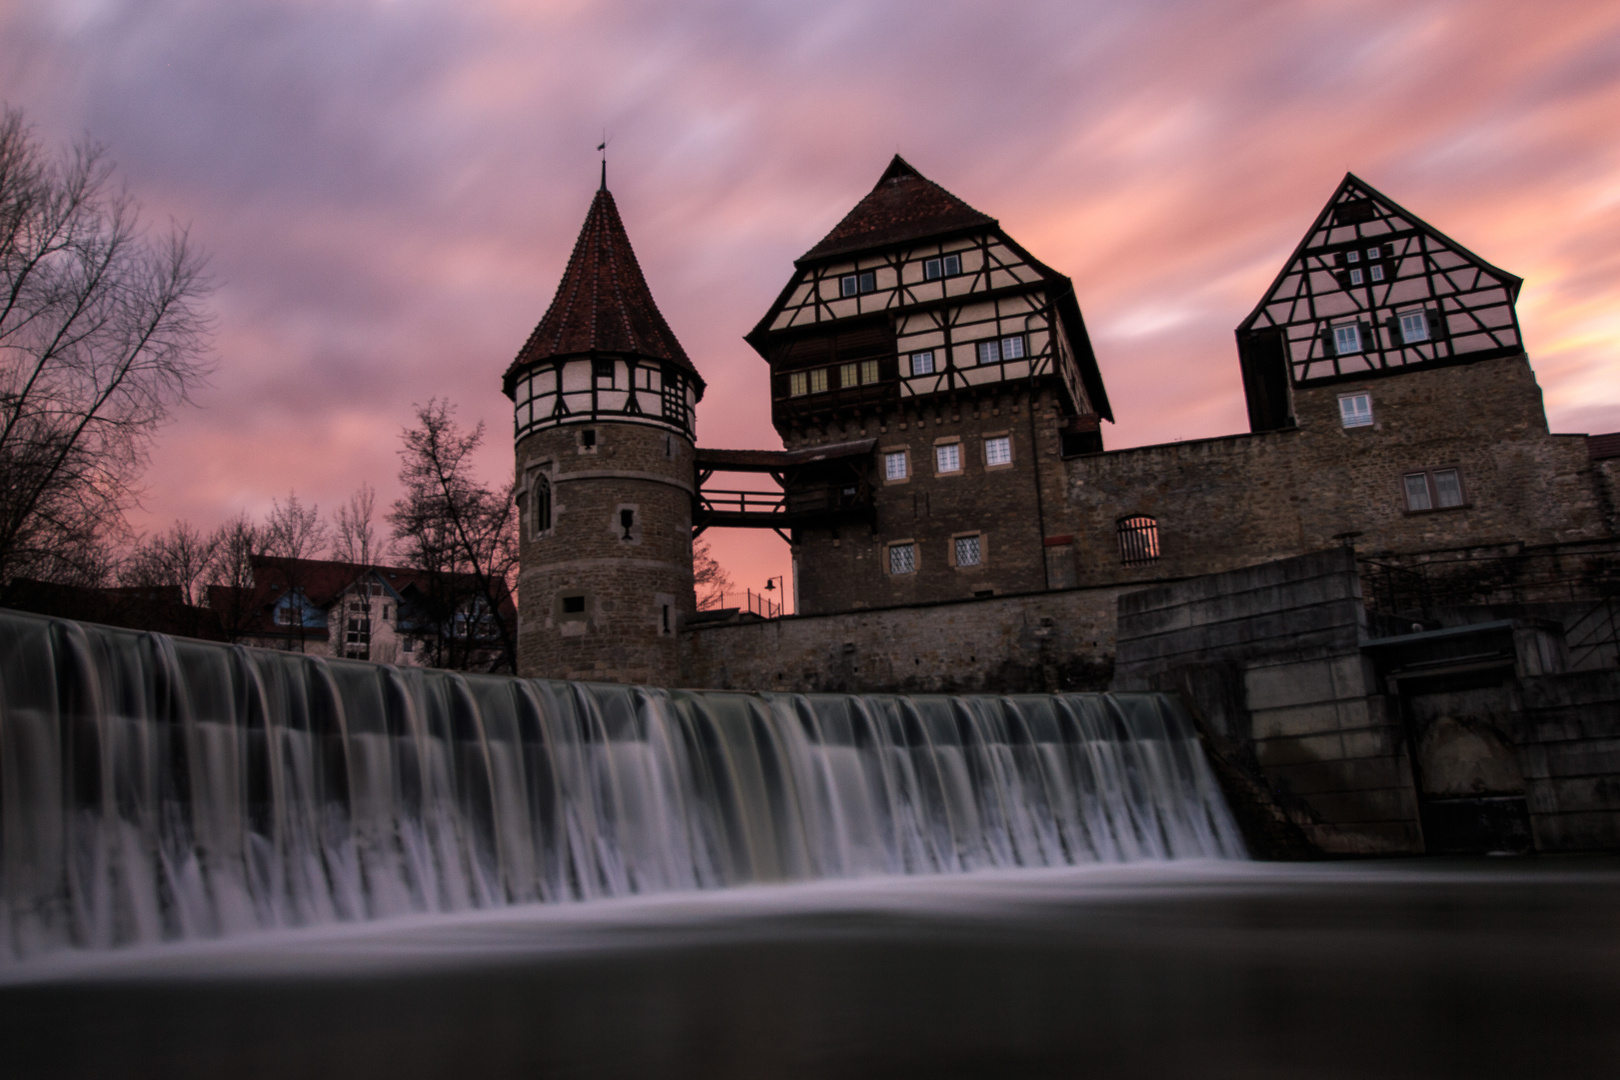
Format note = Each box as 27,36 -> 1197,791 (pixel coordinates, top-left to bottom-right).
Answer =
984,435 -> 1012,467
809,368 -> 829,394
884,450 -> 909,481
909,351 -> 935,376
975,335 -> 1027,365
954,535 -> 982,567
1399,311 -> 1431,344
1346,250 -> 1360,264
935,442 -> 961,474
1348,268 -> 1364,285
1370,264 -> 1385,282
923,254 -> 961,280
889,542 -> 917,575
839,271 -> 876,297
1333,324 -> 1362,355
1404,468 -> 1466,512
1338,392 -> 1373,428
789,371 -> 808,397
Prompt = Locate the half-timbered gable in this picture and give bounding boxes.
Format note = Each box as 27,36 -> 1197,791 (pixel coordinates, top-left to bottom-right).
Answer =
747,156 -> 1111,442
1237,173 -> 1525,432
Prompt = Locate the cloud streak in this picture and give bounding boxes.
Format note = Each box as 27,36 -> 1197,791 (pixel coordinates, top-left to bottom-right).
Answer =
2,0 -> 1618,596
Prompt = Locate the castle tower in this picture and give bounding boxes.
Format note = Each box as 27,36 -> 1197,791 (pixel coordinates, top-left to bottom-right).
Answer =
502,178 -> 704,685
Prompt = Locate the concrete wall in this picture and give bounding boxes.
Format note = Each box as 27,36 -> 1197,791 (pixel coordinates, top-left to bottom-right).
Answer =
682,581 -> 1125,693
1111,547 -> 1422,855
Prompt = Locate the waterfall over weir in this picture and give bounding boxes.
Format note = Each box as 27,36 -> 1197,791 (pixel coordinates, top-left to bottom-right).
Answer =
0,611 -> 1243,962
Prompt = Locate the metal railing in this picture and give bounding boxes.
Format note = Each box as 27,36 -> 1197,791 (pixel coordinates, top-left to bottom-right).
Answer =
698,589 -> 783,619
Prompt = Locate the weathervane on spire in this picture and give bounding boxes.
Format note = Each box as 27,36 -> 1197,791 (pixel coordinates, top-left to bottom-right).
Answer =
598,132 -> 610,191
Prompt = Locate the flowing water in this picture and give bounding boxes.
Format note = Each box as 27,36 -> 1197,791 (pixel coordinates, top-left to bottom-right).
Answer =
0,610 -> 1243,963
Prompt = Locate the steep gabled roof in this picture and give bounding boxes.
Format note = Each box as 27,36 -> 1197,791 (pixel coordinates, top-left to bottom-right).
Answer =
797,155 -> 998,264
1238,172 -> 1523,334
504,186 -> 701,396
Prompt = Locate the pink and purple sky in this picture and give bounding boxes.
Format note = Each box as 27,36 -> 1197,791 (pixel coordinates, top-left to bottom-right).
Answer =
4,0 -> 1618,605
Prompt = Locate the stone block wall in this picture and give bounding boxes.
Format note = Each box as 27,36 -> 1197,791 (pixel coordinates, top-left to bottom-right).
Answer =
1518,671 -> 1620,850
681,582 -> 1123,693
1058,353 -> 1608,591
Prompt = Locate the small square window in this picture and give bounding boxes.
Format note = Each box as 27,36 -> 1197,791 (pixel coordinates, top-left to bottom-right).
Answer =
1399,311 -> 1430,344
1366,247 -> 1381,261
1370,264 -> 1385,282
1346,250 -> 1360,263
884,450 -> 909,481
809,368 -> 829,394
976,340 -> 1000,366
889,543 -> 916,575
402,638 -> 415,653
955,535 -> 982,567
1348,268 -> 1364,286
581,428 -> 597,449
593,359 -> 615,384
1339,392 -> 1373,428
910,351 -> 935,376
1333,324 -> 1362,355
935,443 -> 961,474
859,359 -> 879,384
789,371 -> 808,397
985,435 -> 1012,466
561,594 -> 586,614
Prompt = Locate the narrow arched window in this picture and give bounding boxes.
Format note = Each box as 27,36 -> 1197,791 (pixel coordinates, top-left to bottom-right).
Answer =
532,473 -> 552,536
1117,515 -> 1160,566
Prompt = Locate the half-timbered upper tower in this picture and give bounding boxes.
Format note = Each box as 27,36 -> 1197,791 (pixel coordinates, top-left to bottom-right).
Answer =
743,156 -> 1111,615
503,179 -> 704,684
1237,174 -> 1527,433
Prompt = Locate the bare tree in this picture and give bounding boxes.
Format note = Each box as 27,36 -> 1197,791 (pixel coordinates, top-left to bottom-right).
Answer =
206,511 -> 265,643
332,482 -> 387,566
264,492 -> 328,651
121,519 -> 218,605
694,538 -> 732,610
0,106 -> 213,588
388,399 -> 517,672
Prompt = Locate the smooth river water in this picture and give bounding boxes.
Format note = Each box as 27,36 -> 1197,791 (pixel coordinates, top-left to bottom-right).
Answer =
4,857 -> 1618,1079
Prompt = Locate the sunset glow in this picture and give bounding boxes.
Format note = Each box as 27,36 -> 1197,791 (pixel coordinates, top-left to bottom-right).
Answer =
3,0 -> 1617,603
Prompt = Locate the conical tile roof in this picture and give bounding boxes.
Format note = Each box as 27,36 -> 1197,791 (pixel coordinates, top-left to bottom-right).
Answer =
797,155 -> 997,264
505,187 -> 701,395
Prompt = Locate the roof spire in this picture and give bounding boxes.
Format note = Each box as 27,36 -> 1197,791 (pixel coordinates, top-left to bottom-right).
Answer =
597,133 -> 609,191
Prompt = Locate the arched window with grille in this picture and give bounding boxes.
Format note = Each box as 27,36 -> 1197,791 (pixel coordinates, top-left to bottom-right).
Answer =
1117,515 -> 1160,565
531,473 -> 552,537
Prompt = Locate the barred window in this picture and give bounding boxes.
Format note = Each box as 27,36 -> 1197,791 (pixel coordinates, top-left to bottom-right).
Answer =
955,535 -> 982,567
889,542 -> 916,575
1117,516 -> 1161,565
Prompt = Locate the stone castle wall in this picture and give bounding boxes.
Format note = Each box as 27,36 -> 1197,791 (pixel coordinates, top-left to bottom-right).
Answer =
516,421 -> 695,684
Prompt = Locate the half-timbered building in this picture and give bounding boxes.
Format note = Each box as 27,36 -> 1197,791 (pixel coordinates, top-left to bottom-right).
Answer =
733,155 -> 1113,614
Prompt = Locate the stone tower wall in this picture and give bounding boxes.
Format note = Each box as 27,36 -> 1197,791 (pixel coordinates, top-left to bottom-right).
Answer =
515,421 -> 695,684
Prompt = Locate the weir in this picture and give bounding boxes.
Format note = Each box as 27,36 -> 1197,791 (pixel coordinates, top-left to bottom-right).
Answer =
0,610 -> 1243,962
